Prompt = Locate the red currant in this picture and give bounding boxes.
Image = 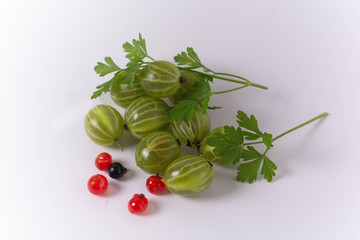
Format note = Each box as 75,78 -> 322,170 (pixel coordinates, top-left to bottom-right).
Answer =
128,193 -> 148,214
87,174 -> 108,195
95,152 -> 112,171
146,173 -> 165,194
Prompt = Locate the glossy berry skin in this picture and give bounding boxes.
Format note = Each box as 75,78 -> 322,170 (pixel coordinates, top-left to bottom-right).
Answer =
95,152 -> 113,171
200,127 -> 225,163
135,131 -> 181,174
84,105 -> 124,146
128,194 -> 148,214
168,70 -> 201,104
163,155 -> 214,196
146,174 -> 166,194
107,162 -> 128,179
125,96 -> 170,140
170,110 -> 211,148
87,174 -> 109,195
140,61 -> 181,98
110,70 -> 148,108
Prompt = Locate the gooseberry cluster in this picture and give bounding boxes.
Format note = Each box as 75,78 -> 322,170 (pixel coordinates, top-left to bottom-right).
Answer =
85,61 -> 217,197
85,34 -> 327,213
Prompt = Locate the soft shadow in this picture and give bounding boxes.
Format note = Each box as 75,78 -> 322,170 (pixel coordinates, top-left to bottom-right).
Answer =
134,199 -> 159,216
187,165 -> 241,201
180,145 -> 199,156
119,130 -> 139,148
104,182 -> 121,197
113,167 -> 137,182
99,130 -> 139,150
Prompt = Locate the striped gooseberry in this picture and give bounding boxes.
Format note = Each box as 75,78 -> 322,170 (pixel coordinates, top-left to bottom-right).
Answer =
168,70 -> 201,104
84,105 -> 124,148
163,155 -> 214,196
139,60 -> 181,98
200,126 -> 225,163
125,96 -> 170,140
170,110 -> 211,149
135,131 -> 181,174
110,70 -> 148,108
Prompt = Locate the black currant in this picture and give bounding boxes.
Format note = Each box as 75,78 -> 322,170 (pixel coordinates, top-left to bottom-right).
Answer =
107,162 -> 128,179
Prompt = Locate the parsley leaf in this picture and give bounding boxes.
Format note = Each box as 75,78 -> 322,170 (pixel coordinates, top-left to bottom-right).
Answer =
91,78 -> 113,99
262,132 -> 274,148
236,159 -> 262,184
121,33 -> 153,85
183,79 -> 211,100
206,111 -> 278,183
200,95 -> 210,114
237,110 -> 274,148
123,60 -> 142,85
168,79 -> 212,122
236,111 -> 261,134
167,100 -> 198,122
174,47 -> 210,72
122,33 -> 148,62
94,57 -> 121,77
91,71 -> 123,99
236,146 -> 277,183
261,155 -> 277,182
206,126 -> 244,165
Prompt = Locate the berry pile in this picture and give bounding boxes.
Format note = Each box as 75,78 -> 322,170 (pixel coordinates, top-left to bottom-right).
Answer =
88,152 -> 166,214
85,34 -> 327,214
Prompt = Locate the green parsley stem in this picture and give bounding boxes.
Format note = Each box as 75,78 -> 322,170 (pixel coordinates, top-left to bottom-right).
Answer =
272,112 -> 328,142
212,74 -> 268,90
212,85 -> 247,94
262,148 -> 270,155
243,141 -> 263,146
177,68 -> 268,90
214,72 -> 250,82
147,55 -> 155,61
243,112 -> 328,145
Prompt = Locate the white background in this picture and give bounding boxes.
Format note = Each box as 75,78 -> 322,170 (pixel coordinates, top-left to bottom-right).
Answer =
1,0 -> 359,239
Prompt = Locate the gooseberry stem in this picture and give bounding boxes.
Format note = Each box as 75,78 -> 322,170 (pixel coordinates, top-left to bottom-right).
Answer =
115,140 -> 124,151
243,112 -> 328,146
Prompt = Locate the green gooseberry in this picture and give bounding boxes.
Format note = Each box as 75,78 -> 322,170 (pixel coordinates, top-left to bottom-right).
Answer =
110,71 -> 148,108
168,70 -> 202,104
170,110 -> 211,148
135,131 -> 181,174
163,155 -> 214,196
84,104 -> 124,148
139,60 -> 181,98
125,96 -> 170,140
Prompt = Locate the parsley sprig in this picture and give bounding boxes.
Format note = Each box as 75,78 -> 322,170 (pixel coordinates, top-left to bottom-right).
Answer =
91,33 -> 155,99
91,33 -> 269,123
168,47 -> 268,122
207,111 -> 328,183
